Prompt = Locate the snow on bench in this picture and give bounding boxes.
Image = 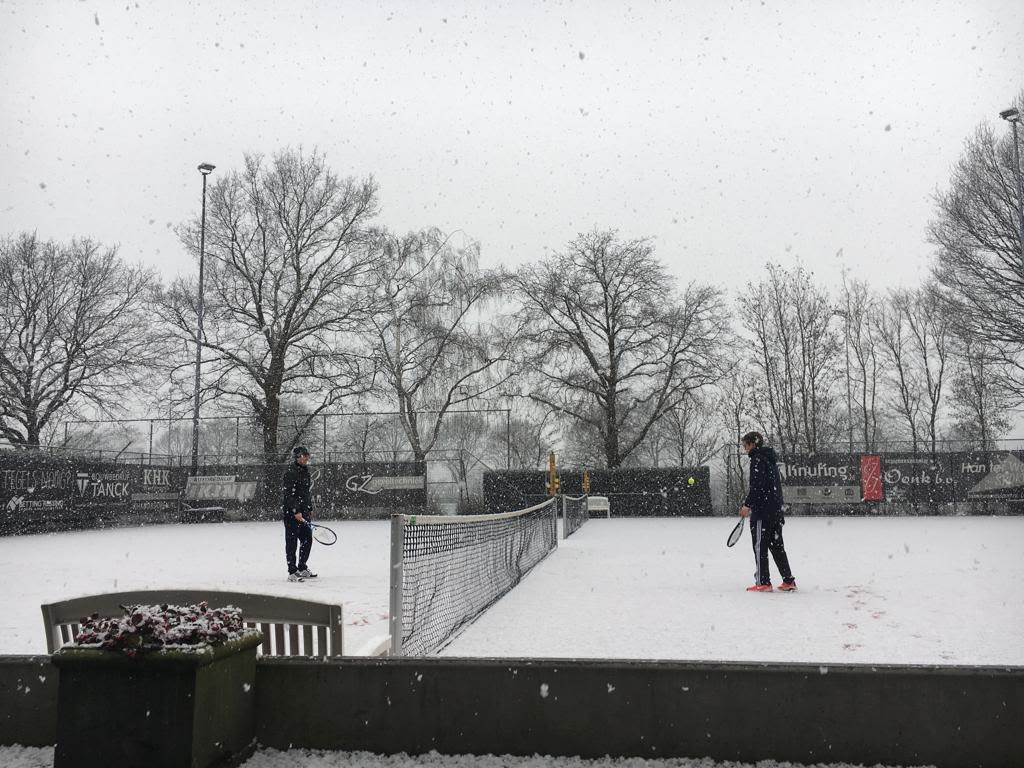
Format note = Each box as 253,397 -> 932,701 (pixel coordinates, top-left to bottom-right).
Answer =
41,589 -> 343,657
587,495 -> 610,517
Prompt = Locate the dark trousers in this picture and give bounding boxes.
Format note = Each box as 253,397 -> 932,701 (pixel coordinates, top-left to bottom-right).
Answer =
284,516 -> 313,574
750,517 -> 794,585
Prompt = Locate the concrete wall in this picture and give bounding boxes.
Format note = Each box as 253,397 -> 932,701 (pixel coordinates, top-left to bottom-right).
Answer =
4,655 -> 1022,768
255,657 -> 1023,768
0,657 -> 58,746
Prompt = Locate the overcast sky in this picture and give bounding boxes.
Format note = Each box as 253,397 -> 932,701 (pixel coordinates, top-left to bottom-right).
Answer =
2,0 -> 1022,297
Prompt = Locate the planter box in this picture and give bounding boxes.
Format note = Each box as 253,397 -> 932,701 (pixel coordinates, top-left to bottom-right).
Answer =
52,631 -> 261,768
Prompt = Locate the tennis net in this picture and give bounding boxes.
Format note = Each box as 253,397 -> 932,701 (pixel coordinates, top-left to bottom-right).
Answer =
562,494 -> 589,538
389,497 -> 558,656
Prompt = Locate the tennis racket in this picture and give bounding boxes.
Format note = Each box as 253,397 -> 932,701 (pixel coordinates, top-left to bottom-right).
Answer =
307,522 -> 338,545
726,517 -> 745,547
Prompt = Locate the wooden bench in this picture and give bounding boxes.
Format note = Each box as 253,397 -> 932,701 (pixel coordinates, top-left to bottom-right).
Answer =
41,589 -> 343,657
179,503 -> 227,524
587,495 -> 610,518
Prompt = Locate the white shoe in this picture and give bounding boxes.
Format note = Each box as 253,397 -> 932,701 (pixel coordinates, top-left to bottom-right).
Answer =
296,568 -> 317,578
287,572 -> 304,582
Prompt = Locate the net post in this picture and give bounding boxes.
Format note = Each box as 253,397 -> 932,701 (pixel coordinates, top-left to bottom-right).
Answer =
551,497 -> 558,547
546,450 -> 559,497
388,513 -> 406,656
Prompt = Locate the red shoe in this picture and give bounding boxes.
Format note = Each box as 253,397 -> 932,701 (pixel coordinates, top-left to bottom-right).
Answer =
746,584 -> 773,592
778,580 -> 797,592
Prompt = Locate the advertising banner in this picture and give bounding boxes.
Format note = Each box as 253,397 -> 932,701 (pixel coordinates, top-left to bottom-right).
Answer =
317,461 -> 427,509
777,454 -> 862,505
3,455 -> 70,530
0,453 -> 428,533
779,451 -> 1024,505
184,460 -> 427,510
860,455 -> 884,501
133,466 -> 190,511
879,454 -> 958,504
955,451 -> 1024,501
1,459 -> 76,524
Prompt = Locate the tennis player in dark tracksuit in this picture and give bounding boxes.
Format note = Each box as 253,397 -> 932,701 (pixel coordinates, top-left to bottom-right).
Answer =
282,446 -> 317,582
739,431 -> 796,592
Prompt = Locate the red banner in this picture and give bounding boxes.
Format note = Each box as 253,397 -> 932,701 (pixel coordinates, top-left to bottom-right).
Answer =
859,454 -> 884,502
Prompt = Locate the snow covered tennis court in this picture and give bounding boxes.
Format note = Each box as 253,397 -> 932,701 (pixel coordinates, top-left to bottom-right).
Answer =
2,515 -> 1021,664
2,515 -> 1021,768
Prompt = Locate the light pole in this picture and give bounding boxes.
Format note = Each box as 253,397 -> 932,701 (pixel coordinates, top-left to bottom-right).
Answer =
834,308 -> 854,454
1000,108 -> 1024,260
190,162 -> 215,475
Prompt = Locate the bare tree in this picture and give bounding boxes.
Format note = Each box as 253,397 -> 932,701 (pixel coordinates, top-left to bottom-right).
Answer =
738,263 -> 842,455
930,92 -> 1024,403
434,411 -> 492,508
330,411 -> 402,462
335,410 -> 418,462
637,391 -> 722,468
199,418 -> 253,461
663,392 -> 723,466
513,230 -> 730,468
0,233 -> 157,447
275,398 -> 326,457
157,148 -> 380,462
331,413 -> 381,462
504,403 -> 558,470
717,373 -> 754,509
948,333 -> 1013,449
875,286 -> 952,453
840,273 -> 885,451
904,286 -> 952,454
368,228 -> 519,462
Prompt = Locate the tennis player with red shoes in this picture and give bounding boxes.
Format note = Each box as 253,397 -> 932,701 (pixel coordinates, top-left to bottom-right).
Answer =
738,431 -> 797,593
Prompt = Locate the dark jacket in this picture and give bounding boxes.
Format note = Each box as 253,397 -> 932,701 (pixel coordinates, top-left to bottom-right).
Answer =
282,461 -> 312,517
744,446 -> 785,521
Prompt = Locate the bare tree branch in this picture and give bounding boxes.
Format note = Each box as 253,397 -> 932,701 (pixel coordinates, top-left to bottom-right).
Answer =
930,91 -> 1024,403
513,229 -> 730,468
0,233 -> 159,447
366,228 -> 519,461
737,263 -> 842,454
153,148 -> 380,461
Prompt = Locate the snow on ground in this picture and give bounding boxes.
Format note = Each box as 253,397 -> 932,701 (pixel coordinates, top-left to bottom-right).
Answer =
240,749 -> 937,768
444,516 -> 1024,665
0,745 -> 51,768
0,745 -> 937,768
2,516 -> 1016,767
0,516 -> 1021,664
0,520 -> 392,655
